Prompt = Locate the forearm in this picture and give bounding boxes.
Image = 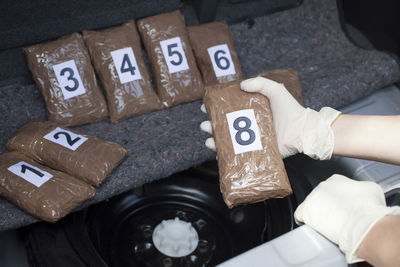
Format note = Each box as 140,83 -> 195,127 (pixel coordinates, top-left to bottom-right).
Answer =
332,114 -> 400,165
356,215 -> 400,267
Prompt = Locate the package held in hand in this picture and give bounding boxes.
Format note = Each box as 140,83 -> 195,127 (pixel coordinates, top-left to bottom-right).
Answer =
6,121 -> 127,186
0,152 -> 95,222
203,81 -> 292,208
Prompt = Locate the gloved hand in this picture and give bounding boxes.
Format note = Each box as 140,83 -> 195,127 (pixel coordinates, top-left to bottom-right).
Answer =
200,77 -> 341,159
295,174 -> 400,263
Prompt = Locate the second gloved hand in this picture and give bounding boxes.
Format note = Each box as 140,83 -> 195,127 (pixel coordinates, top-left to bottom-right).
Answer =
294,174 -> 400,263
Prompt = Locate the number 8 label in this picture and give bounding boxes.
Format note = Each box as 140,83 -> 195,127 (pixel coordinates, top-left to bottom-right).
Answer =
207,44 -> 236,78
226,109 -> 263,154
52,60 -> 87,100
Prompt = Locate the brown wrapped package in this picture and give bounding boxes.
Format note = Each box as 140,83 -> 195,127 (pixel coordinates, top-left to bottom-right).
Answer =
137,10 -> 204,107
188,21 -> 243,86
23,33 -> 108,126
258,68 -> 303,105
0,152 -> 95,222
83,21 -> 163,123
6,121 -> 127,186
203,80 -> 292,208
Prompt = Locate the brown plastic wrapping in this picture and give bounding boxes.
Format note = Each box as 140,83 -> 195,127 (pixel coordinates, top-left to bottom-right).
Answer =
137,10 -> 204,107
257,68 -> 303,105
203,80 -> 292,208
6,121 -> 127,186
23,33 -> 108,126
188,21 -> 243,86
83,21 -> 163,123
0,152 -> 95,222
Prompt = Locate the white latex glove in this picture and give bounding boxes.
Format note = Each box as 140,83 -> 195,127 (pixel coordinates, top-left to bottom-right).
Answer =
295,174 -> 400,263
200,105 -> 216,151
200,77 -> 341,159
240,76 -> 341,159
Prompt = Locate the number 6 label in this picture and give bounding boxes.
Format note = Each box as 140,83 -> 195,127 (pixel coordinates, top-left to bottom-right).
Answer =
110,47 -> 142,84
226,109 -> 263,154
52,60 -> 87,100
43,127 -> 88,151
207,44 -> 236,78
160,37 -> 189,74
8,161 -> 53,187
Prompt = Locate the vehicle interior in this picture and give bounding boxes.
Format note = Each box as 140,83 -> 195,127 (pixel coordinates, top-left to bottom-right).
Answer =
0,0 -> 399,266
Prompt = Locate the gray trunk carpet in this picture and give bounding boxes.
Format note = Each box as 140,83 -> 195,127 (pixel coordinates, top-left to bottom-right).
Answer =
0,0 -> 399,230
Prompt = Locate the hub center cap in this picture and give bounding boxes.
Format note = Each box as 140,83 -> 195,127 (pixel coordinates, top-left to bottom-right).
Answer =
152,217 -> 199,257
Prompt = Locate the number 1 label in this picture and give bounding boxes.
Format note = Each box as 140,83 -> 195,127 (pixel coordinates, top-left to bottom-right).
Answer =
52,60 -> 87,100
8,161 -> 53,187
160,37 -> 189,74
43,127 -> 88,151
226,109 -> 263,154
110,47 -> 142,84
207,44 -> 236,78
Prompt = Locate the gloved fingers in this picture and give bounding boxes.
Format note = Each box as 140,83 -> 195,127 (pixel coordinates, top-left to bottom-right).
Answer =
200,103 -> 207,114
200,121 -> 213,135
205,137 -> 216,151
240,77 -> 265,93
240,76 -> 280,97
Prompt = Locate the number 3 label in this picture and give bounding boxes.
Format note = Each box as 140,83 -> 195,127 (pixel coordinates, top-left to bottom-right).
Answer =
8,161 -> 53,187
160,37 -> 189,74
52,60 -> 87,100
110,47 -> 142,84
43,127 -> 88,151
207,44 -> 236,78
226,109 -> 262,154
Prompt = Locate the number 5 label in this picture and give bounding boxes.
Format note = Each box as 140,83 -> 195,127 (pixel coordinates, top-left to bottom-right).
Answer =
160,37 -> 189,74
207,44 -> 236,78
226,109 -> 263,154
110,47 -> 142,84
52,60 -> 87,100
8,161 -> 53,187
43,127 -> 88,151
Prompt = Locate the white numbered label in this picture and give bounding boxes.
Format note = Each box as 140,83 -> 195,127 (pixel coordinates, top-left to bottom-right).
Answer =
52,60 -> 87,100
226,109 -> 263,155
207,44 -> 236,78
8,161 -> 53,187
43,127 -> 88,151
160,37 -> 189,74
110,47 -> 142,84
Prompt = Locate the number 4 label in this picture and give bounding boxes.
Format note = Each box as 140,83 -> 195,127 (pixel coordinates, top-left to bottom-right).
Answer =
160,37 -> 189,74
52,60 -> 87,100
226,109 -> 263,154
207,44 -> 236,78
43,127 -> 88,151
8,161 -> 53,187
110,47 -> 142,84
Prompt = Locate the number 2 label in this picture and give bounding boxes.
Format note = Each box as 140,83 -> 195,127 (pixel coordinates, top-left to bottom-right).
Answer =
43,127 -> 88,151
8,161 -> 53,187
52,60 -> 87,100
207,44 -> 236,78
110,47 -> 142,84
226,109 -> 263,154
160,37 -> 189,74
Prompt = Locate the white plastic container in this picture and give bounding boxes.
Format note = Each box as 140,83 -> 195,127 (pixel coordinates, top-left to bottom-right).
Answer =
217,225 -> 347,267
